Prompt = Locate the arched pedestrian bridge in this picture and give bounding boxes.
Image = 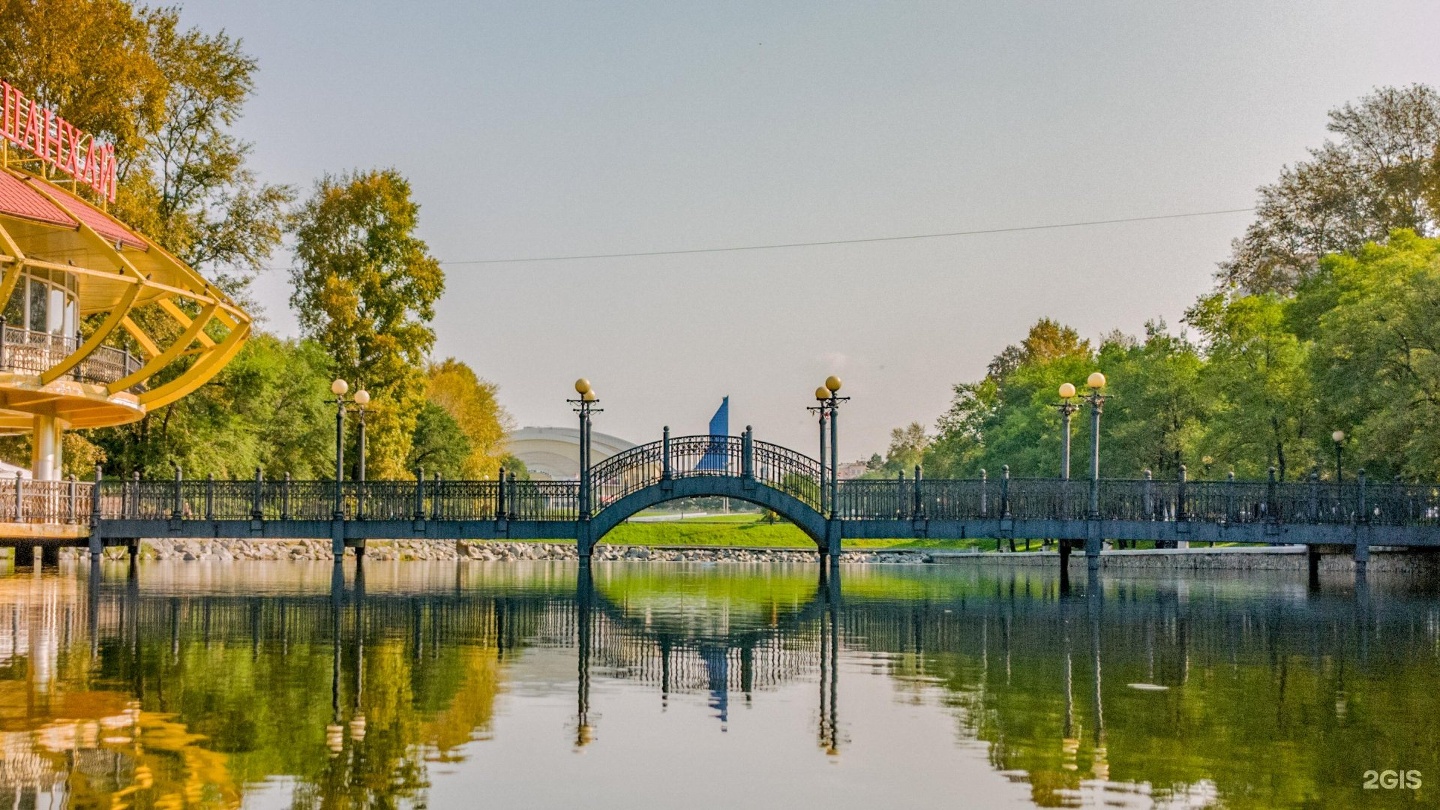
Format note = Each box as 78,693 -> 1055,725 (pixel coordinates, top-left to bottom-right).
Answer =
10,428 -> 1440,573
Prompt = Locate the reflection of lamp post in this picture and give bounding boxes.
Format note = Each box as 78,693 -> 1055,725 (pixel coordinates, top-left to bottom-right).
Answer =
1083,372 -> 1107,518
1056,382 -> 1078,480
1332,430 -> 1346,483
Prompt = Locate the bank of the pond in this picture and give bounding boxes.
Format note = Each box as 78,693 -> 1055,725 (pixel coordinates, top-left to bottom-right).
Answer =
45,539 -> 1440,574
68,538 -> 931,564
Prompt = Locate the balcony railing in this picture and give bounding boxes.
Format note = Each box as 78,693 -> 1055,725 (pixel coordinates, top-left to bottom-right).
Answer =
0,478 -> 92,524
0,322 -> 144,390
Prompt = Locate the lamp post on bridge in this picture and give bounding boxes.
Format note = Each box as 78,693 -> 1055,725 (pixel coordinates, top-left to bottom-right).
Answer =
1332,430 -> 1346,483
330,379 -> 371,521
569,379 -> 601,521
1083,372 -> 1106,519
1056,382 -> 1078,480
808,376 -> 847,518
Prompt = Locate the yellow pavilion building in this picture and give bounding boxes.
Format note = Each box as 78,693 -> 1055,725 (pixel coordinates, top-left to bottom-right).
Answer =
0,165 -> 250,482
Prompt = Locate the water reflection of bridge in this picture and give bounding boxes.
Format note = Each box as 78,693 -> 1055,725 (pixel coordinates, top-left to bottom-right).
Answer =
0,564 -> 1432,807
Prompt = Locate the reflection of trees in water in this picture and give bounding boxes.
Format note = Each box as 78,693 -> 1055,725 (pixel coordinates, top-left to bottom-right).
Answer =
839,571 -> 1439,808
0,564 -> 1433,808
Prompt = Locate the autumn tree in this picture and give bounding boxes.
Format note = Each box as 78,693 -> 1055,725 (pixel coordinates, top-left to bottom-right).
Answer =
290,169 -> 445,479
0,1 -> 291,301
424,359 -> 514,479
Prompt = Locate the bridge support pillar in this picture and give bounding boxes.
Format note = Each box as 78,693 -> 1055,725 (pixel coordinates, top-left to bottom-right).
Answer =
1353,524 -> 1371,580
1307,546 -> 1322,590
40,544 -> 59,569
12,544 -> 33,568
577,521 -> 594,562
88,522 -> 103,562
331,520 -> 345,561
1059,540 -> 1072,592
1084,521 -> 1103,573
824,520 -> 842,566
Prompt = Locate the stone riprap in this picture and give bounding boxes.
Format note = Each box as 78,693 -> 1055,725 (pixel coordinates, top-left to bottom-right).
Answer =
61,539 -> 931,565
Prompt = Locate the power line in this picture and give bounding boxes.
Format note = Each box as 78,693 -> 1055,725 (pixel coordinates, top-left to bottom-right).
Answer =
439,207 -> 1254,266
260,206 -> 1254,271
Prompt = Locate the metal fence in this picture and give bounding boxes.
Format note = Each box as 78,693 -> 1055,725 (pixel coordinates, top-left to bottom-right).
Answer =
80,470 -> 1440,530
96,477 -> 581,522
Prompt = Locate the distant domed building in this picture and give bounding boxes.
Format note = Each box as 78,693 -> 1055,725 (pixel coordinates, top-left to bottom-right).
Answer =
504,427 -> 637,480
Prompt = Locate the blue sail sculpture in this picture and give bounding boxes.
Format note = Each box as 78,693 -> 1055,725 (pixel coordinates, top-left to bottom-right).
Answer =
695,397 -> 729,472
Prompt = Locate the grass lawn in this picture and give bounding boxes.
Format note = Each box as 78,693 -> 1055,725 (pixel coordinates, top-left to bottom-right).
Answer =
607,515 -> 984,550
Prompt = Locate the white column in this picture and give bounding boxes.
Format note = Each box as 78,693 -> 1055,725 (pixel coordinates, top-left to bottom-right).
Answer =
30,414 -> 62,481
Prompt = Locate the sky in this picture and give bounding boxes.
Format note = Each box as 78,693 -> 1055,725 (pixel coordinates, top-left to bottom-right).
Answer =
179,0 -> 1440,460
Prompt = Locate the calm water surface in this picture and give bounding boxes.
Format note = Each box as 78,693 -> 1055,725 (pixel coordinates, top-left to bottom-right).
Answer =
0,560 -> 1435,809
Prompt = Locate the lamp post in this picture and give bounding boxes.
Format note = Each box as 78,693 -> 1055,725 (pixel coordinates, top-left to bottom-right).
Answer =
569,379 -> 601,520
330,378 -> 371,520
811,387 -> 829,514
1332,430 -> 1346,483
808,376 -> 848,517
354,388 -> 370,484
1056,382 -> 1078,480
1083,372 -> 1106,518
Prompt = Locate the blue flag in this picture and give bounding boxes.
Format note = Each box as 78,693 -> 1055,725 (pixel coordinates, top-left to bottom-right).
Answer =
696,397 -> 729,471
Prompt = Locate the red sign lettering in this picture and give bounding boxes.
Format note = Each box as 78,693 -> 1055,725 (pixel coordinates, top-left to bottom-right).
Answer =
0,80 -> 118,202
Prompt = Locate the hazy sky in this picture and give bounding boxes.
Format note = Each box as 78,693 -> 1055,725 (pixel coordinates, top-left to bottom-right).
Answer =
180,1 -> 1440,459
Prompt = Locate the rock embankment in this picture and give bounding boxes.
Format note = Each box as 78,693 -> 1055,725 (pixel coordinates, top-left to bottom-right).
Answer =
72,539 -> 931,564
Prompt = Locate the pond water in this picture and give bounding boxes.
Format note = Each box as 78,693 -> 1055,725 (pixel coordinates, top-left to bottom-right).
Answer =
0,560 -> 1435,808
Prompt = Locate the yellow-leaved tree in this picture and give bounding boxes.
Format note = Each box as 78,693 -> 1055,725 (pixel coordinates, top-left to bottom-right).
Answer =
425,359 -> 514,479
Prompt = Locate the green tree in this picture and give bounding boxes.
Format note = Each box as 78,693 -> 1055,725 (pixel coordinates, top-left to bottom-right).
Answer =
88,335 -> 333,477
290,169 -> 445,479
1186,293 -> 1314,480
925,318 -> 1093,478
1221,85 -> 1440,294
1097,322 -> 1209,478
880,422 -> 929,475
407,400 -> 471,478
1291,230 -> 1440,479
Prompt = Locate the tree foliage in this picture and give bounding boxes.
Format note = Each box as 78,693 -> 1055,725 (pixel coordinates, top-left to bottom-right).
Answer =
916,232 -> 1440,484
290,169 -> 445,479
425,358 -> 515,479
1221,84 -> 1440,294
86,335 -> 334,478
0,0 -> 292,301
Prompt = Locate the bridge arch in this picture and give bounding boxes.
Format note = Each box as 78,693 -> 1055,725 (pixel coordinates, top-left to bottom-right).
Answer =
586,434 -> 828,549
589,476 -> 828,547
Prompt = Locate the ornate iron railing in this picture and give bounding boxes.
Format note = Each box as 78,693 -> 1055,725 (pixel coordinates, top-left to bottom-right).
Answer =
82,468 -> 1440,530
589,435 -> 823,510
97,477 -> 582,522
0,323 -> 143,389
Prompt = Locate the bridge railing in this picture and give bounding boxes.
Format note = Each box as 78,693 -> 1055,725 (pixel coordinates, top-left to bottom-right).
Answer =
0,478 -> 92,523
589,435 -> 823,510
97,478 -> 581,522
89,473 -> 1440,529
835,476 -> 1440,528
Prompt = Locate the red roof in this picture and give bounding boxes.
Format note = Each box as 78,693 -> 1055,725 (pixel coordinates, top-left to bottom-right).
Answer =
0,170 -> 73,228
0,170 -> 147,251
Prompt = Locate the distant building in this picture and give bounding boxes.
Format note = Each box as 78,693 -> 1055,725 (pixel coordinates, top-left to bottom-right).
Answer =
836,461 -> 869,480
504,427 -> 637,480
